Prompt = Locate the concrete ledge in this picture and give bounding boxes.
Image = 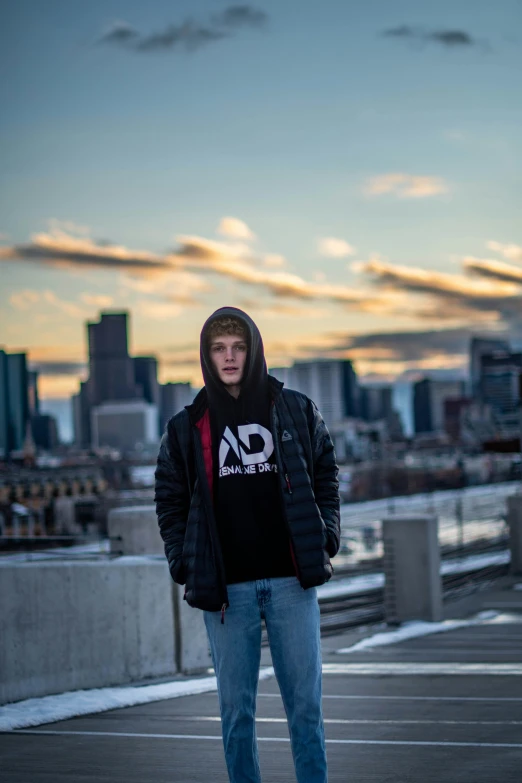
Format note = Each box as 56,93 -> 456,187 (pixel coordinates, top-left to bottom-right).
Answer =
0,560 -> 177,704
108,505 -> 164,555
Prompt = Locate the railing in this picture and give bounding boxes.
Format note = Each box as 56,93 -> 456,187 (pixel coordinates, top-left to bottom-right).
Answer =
3,482 -> 519,636
311,481 -> 519,636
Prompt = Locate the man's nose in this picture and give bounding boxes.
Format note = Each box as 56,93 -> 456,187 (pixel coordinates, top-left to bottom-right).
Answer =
225,348 -> 235,361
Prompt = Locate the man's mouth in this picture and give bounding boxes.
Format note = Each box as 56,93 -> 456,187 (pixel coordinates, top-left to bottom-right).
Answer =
223,367 -> 238,373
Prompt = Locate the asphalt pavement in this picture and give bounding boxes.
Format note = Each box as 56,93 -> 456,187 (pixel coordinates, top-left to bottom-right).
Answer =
2,579 -> 522,783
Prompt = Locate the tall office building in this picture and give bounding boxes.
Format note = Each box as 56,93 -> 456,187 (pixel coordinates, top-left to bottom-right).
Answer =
160,382 -> 194,430
360,385 -> 393,422
32,414 -> 60,450
91,400 -> 159,452
6,352 -> 30,452
72,380 -> 92,448
134,356 -> 160,406
413,377 -> 466,434
0,350 -> 9,458
470,336 -> 510,398
87,312 -> 139,405
270,359 -> 360,428
480,351 -> 522,414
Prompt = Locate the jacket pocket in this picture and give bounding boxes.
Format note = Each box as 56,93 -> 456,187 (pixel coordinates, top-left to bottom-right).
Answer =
170,555 -> 187,585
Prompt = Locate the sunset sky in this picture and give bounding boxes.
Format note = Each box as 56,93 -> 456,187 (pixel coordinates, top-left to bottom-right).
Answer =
1,0 -> 521,438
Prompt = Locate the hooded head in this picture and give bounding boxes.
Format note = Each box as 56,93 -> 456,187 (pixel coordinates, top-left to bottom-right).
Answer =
200,307 -> 268,406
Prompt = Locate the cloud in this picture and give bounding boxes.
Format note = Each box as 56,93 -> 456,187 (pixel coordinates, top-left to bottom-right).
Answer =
283,323 -> 522,383
172,235 -> 383,307
361,257 -> 518,298
263,254 -> 287,268
214,5 -> 267,28
41,290 -> 87,319
218,216 -> 256,240
327,326 -> 479,363
2,228 -> 390,310
98,21 -> 139,45
0,229 -> 169,271
317,237 -> 356,258
237,298 -> 328,320
463,257 -> 522,285
383,25 -> 480,48
7,226 -> 521,334
29,360 -> 87,376
364,173 -> 448,199
119,269 -> 211,301
98,5 -> 267,54
487,241 -> 522,263
80,293 -> 115,308
48,218 -> 91,237
134,300 -> 183,321
358,256 -> 522,328
9,290 -> 41,310
9,288 -> 89,319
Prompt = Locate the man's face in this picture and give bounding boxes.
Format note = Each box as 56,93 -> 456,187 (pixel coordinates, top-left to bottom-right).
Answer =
209,333 -> 248,397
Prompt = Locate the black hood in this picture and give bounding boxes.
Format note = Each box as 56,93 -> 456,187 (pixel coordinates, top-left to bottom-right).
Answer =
200,306 -> 268,408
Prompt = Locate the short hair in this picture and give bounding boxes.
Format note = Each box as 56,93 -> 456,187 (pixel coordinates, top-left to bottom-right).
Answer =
207,316 -> 246,343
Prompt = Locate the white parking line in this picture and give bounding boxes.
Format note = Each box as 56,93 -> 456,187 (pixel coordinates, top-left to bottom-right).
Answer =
322,663 -> 522,675
10,729 -> 522,749
176,716 -> 522,726
258,694 -> 522,702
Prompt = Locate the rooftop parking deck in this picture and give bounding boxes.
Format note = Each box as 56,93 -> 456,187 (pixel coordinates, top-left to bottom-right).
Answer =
2,580 -> 522,782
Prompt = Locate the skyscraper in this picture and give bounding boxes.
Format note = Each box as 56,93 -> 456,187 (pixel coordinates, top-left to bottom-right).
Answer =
72,380 -> 92,448
134,356 -> 160,407
7,352 -> 29,452
470,336 -> 510,399
160,382 -> 194,430
480,351 -> 522,414
87,312 -> 139,404
413,377 -> 466,434
360,385 -> 393,422
270,359 -> 360,428
32,414 -> 60,450
0,350 -> 9,458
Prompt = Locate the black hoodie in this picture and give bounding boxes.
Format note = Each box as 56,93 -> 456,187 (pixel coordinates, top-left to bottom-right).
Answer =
200,307 -> 295,584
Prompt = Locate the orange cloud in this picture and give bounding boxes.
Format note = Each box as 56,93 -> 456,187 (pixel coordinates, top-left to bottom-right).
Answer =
364,172 -> 448,199
463,256 -> 522,284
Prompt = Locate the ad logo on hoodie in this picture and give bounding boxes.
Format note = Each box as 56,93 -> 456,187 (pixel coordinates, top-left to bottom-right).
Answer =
219,424 -> 277,477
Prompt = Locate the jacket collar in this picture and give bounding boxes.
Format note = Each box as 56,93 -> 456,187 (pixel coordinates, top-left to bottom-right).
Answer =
186,375 -> 284,424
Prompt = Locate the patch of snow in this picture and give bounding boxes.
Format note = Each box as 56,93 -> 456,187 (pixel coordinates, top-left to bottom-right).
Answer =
317,573 -> 384,600
0,667 -> 275,732
335,611 -> 498,653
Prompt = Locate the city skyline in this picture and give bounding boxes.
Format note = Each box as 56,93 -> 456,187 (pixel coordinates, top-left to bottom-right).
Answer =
4,320 -> 518,445
1,0 -> 521,415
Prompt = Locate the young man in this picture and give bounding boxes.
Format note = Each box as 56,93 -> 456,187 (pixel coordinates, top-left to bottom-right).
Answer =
155,306 -> 340,783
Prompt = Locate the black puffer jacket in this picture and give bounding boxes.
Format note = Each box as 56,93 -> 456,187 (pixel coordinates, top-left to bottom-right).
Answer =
154,375 -> 341,613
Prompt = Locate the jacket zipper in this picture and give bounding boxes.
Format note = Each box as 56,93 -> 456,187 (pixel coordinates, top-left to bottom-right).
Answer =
271,403 -> 302,582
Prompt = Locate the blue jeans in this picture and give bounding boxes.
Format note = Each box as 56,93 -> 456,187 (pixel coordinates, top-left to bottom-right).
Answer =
204,577 -> 327,783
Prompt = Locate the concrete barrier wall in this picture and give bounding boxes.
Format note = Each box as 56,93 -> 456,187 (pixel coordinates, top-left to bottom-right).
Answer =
108,505 -> 164,555
0,560 -> 177,704
107,505 -> 212,673
382,514 -> 442,624
1,501 -> 213,705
